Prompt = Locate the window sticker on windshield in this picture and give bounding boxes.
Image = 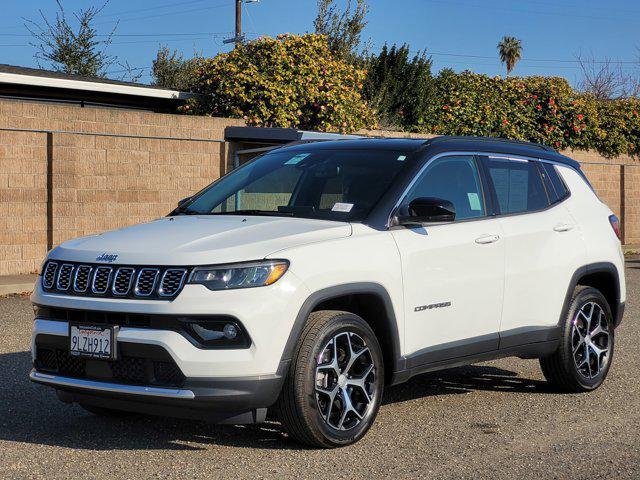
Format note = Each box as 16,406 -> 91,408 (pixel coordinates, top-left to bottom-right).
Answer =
397,155 -> 407,161
468,192 -> 482,211
332,202 -> 354,213
284,153 -> 310,165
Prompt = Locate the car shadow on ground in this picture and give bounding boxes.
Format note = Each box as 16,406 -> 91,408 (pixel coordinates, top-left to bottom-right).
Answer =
625,259 -> 640,269
0,350 -> 549,451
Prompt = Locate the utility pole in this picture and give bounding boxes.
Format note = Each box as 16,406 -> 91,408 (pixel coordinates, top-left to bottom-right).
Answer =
224,0 -> 259,46
235,0 -> 242,47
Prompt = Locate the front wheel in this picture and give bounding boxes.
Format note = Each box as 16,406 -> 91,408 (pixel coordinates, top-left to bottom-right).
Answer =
275,310 -> 384,448
540,286 -> 615,392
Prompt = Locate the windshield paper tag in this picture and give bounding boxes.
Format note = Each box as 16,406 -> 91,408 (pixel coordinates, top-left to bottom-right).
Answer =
285,153 -> 310,165
332,202 -> 354,213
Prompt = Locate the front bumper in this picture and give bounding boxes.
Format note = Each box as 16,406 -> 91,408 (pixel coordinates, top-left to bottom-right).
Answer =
30,367 -> 286,424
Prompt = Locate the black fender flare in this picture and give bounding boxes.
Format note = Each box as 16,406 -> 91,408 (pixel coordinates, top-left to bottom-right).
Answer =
277,282 -> 404,383
560,262 -> 624,328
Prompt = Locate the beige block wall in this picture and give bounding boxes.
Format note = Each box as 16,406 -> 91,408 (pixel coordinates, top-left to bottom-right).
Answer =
0,98 -> 243,275
1,100 -> 639,276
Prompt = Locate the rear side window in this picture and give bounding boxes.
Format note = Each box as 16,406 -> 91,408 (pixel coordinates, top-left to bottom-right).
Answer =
485,157 -> 548,214
541,163 -> 570,203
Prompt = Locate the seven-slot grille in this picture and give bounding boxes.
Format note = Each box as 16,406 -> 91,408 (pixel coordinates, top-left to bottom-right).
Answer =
41,261 -> 188,299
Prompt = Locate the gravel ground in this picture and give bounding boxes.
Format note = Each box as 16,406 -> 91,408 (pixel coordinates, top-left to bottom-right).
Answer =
1,265 -> 639,480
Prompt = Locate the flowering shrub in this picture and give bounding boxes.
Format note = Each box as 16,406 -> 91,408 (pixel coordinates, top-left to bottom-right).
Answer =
424,71 -> 639,157
184,34 -> 376,133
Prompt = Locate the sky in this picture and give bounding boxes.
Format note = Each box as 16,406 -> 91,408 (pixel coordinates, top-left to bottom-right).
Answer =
0,0 -> 638,85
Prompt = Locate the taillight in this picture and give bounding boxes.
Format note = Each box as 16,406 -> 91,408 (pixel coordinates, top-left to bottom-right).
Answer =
609,214 -> 621,241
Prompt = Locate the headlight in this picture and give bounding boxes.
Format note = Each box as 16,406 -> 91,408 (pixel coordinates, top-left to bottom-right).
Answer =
188,260 -> 289,291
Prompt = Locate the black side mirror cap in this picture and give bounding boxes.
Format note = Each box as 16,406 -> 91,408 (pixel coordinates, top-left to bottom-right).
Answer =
395,197 -> 456,226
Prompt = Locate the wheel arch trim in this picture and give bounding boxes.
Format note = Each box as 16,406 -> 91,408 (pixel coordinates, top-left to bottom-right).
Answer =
278,282 -> 403,381
562,262 -> 623,328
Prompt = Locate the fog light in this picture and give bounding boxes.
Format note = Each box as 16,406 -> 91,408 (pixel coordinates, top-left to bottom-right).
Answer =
223,323 -> 238,339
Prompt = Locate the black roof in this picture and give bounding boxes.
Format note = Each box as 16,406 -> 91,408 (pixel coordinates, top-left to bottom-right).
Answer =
279,135 -> 580,169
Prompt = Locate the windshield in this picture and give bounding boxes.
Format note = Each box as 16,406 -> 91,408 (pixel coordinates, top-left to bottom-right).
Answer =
179,148 -> 413,221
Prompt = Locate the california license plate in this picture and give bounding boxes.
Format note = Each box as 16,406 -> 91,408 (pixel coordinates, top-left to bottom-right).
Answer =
69,325 -> 117,360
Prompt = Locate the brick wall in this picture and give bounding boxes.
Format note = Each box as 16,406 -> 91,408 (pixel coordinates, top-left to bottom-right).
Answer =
0,98 -> 243,276
1,97 -> 638,277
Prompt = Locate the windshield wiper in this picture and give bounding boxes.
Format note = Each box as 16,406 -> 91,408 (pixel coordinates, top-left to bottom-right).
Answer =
172,205 -> 200,215
207,209 -> 294,217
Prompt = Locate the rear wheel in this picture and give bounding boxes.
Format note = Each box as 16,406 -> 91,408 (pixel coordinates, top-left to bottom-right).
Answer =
275,310 -> 384,448
540,286 -> 614,392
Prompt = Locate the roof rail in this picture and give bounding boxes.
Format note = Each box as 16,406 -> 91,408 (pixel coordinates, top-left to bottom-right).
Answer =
426,135 -> 555,152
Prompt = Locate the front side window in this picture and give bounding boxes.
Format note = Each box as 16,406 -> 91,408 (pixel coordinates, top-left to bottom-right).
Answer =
180,149 -> 412,222
485,157 -> 548,214
404,155 -> 485,220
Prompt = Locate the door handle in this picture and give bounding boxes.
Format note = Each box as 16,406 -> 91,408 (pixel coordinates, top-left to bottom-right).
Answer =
475,234 -> 500,244
553,223 -> 574,232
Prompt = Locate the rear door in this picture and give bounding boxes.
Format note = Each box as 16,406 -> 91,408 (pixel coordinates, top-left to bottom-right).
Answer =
480,155 -> 586,347
391,154 -> 505,364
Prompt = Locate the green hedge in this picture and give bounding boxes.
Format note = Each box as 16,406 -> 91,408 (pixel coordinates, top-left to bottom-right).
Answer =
422,71 -> 640,158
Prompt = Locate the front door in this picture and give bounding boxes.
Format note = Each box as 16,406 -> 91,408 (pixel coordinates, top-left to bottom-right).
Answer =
391,155 -> 505,366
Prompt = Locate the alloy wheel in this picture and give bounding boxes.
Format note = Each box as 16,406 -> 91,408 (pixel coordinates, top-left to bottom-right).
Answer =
572,301 -> 611,379
315,331 -> 377,431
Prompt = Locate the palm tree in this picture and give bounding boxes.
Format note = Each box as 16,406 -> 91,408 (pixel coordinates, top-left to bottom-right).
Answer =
497,36 -> 522,77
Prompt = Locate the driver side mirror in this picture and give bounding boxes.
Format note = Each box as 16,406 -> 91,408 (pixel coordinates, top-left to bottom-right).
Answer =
395,197 -> 456,226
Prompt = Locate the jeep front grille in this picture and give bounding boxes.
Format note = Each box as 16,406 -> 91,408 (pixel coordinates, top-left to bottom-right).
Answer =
41,261 -> 188,300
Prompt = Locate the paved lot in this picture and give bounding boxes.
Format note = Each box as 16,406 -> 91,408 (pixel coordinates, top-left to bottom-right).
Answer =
1,265 -> 639,480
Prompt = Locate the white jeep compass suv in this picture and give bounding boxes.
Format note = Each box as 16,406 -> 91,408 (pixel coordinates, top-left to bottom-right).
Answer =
30,136 -> 625,448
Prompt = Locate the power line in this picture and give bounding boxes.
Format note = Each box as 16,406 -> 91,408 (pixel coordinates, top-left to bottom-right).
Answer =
97,0 -> 214,19
95,2 -> 234,26
423,0 -> 640,23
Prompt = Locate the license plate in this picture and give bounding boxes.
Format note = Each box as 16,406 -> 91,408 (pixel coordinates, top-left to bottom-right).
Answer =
69,325 -> 118,360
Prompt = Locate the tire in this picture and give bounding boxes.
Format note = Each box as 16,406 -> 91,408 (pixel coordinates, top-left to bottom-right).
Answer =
79,403 -> 132,417
540,286 -> 615,392
275,310 -> 384,448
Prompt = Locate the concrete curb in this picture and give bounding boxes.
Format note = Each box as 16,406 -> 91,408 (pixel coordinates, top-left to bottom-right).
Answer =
0,275 -> 36,296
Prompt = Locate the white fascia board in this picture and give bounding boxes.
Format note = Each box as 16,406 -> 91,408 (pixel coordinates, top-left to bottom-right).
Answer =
0,72 -> 195,100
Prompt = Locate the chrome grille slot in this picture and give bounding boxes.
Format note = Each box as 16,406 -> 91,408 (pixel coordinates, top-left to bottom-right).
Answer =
42,262 -> 58,289
73,265 -> 92,293
134,268 -> 159,296
158,269 -> 187,297
56,264 -> 74,291
92,266 -> 113,294
112,267 -> 135,295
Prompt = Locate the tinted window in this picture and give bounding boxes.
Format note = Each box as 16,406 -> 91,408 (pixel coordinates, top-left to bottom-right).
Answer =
405,155 -> 485,220
184,149 -> 412,221
541,163 -> 569,203
485,157 -> 548,214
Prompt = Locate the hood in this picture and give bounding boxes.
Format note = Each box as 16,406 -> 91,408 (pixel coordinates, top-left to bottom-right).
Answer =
50,216 -> 352,265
